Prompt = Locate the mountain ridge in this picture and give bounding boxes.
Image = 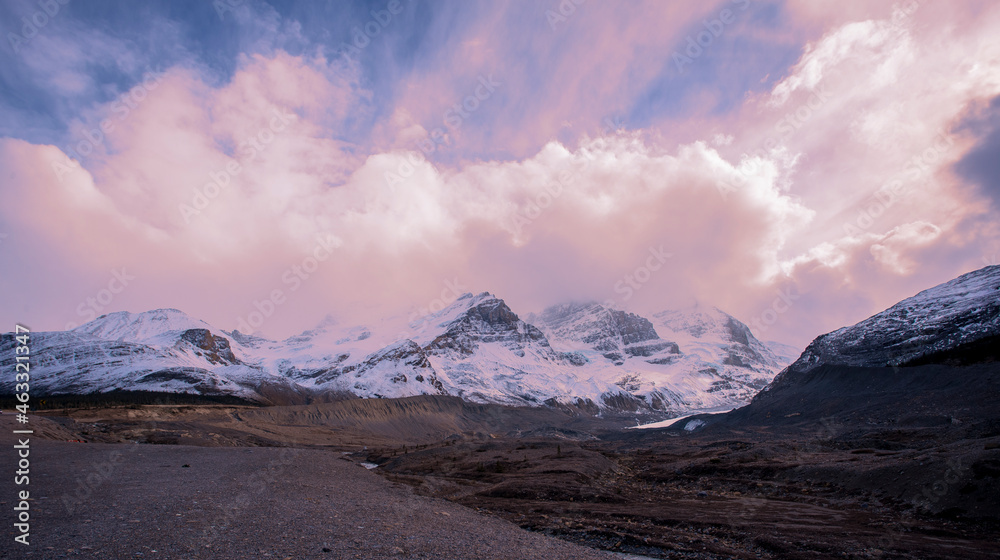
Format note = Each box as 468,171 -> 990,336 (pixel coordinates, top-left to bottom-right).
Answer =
0,293 -> 793,416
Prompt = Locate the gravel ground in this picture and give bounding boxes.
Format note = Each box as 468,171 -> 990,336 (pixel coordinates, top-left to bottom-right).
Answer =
0,420 -> 618,559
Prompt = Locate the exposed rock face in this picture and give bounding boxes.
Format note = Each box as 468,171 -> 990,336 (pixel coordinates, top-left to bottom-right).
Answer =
427,295 -> 554,357
529,301 -> 788,411
537,302 -> 679,365
179,329 -> 239,365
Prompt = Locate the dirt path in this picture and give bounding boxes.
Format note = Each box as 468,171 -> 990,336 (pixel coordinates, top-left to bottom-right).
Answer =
0,424 -> 617,559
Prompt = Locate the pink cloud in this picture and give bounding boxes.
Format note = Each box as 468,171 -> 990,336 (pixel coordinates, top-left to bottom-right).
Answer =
3,3 -> 1000,351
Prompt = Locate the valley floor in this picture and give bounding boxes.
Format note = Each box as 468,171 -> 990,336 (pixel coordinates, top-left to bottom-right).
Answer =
4,398 -> 999,559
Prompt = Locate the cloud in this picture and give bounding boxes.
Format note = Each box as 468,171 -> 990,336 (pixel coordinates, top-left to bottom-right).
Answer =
680,0 -> 1000,343
1,93 -> 815,341
2,1 -> 1000,350
869,221 -> 943,274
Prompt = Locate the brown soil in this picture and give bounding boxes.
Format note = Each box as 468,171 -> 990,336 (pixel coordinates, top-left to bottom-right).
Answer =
27,395 -> 627,448
362,427 -> 1000,559
7,394 -> 999,559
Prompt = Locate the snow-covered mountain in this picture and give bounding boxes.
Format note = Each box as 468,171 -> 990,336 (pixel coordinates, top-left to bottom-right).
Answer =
767,264 -> 1000,392
0,317 -> 281,401
71,308 -> 215,346
653,306 -> 784,373
530,302 -> 786,409
0,293 -> 796,415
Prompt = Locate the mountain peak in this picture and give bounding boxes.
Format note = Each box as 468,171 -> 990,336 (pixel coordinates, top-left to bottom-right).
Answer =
73,308 -> 214,344
653,306 -> 736,339
315,314 -> 339,328
649,306 -> 783,373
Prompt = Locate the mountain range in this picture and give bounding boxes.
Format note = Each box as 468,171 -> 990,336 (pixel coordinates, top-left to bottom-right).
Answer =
0,294 -> 793,415
9,265 -> 996,419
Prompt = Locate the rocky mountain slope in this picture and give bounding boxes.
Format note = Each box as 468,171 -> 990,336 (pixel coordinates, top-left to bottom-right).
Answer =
766,264 -> 1000,392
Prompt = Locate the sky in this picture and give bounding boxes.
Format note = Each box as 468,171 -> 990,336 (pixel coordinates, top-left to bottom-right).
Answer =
1,0 -> 999,349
